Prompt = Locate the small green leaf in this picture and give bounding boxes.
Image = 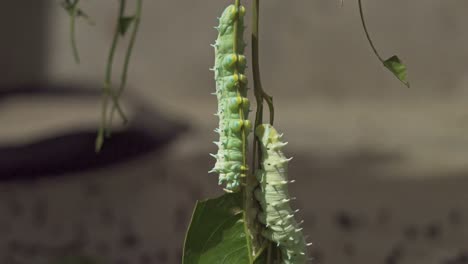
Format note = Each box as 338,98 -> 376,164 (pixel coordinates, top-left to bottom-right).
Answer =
383,55 -> 410,88
183,193 -> 252,264
119,16 -> 136,36
61,0 -> 94,25
61,0 -> 78,15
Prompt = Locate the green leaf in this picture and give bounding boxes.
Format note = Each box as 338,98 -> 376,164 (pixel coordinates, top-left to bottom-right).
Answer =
61,1 -> 94,25
383,55 -> 410,88
119,16 -> 136,36
183,193 -> 253,264
61,0 -> 75,8
61,0 -> 79,15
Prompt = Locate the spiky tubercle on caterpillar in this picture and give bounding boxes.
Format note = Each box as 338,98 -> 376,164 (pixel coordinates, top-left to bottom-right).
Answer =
209,3 -> 251,192
255,124 -> 310,264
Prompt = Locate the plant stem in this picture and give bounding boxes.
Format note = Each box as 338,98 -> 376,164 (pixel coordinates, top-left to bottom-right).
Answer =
233,1 -> 255,262
266,242 -> 272,264
251,0 -> 262,172
358,0 -> 384,63
107,0 -> 143,136
70,0 -> 80,64
250,1 -> 275,262
96,0 -> 128,152
232,0 -> 248,184
251,0 -> 274,171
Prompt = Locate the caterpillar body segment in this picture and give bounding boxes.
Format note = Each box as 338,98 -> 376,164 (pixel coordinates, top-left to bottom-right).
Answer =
210,4 -> 250,192
255,124 -> 308,264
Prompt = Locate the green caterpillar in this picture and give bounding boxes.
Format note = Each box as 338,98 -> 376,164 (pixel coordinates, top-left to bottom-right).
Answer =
255,124 -> 310,264
209,3 -> 251,192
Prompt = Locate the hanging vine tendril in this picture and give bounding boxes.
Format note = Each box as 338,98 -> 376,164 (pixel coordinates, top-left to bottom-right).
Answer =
248,0 -> 278,262
69,0 -> 80,63
61,0 -> 94,64
107,0 -> 143,136
358,0 -> 410,87
251,0 -> 274,172
61,0 -> 143,151
95,0 -> 128,152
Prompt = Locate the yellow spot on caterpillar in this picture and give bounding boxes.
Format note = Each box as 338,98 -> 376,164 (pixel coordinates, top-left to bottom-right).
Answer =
241,97 -> 249,107
239,74 -> 248,84
223,54 -> 238,68
244,120 -> 252,131
229,5 -> 237,18
230,120 -> 243,132
235,96 -> 243,105
239,6 -> 246,18
238,55 -> 247,67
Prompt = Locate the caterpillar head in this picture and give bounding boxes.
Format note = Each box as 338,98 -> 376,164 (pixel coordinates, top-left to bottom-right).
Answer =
219,4 -> 246,25
256,124 -> 290,171
255,124 -> 282,147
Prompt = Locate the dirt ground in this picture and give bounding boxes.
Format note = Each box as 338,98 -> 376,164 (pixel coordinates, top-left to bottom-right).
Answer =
2,97 -> 468,264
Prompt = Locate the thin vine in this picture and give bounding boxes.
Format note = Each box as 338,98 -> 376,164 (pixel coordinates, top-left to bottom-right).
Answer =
62,0 -> 142,151
62,0 -> 95,64
69,0 -> 80,64
95,0 -> 129,152
232,0 -> 248,191
250,0 -> 277,262
228,0 -> 256,262
358,0 -> 410,87
251,0 -> 274,172
357,0 -> 383,63
107,0 -> 144,136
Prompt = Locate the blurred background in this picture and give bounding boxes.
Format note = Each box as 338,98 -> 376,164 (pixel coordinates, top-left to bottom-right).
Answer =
1,0 -> 468,263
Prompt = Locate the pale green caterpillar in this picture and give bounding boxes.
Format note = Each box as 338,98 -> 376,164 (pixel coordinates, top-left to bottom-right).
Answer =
209,3 -> 251,192
255,124 -> 311,264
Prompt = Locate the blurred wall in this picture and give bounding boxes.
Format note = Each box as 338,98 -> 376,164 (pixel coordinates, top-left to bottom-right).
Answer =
0,2 -> 48,86
45,0 -> 468,104
42,0 -> 468,174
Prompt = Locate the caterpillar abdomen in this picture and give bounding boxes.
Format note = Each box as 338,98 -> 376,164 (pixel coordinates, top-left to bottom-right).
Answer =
255,124 -> 308,264
210,4 -> 250,192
